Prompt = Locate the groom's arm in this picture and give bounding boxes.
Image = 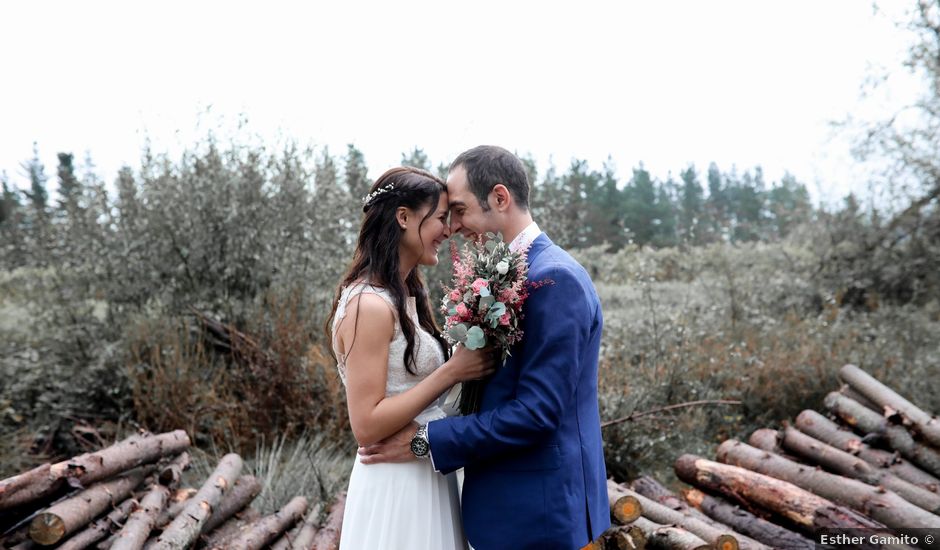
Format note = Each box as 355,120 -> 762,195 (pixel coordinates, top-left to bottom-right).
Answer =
425,264 -> 593,474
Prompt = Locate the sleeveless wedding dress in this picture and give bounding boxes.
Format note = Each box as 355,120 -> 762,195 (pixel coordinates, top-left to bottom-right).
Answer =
331,283 -> 468,550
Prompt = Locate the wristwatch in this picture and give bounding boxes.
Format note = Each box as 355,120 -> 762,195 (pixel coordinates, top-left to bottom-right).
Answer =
410,424 -> 430,459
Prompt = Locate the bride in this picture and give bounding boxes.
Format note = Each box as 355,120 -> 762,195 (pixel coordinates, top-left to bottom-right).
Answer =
325,166 -> 494,549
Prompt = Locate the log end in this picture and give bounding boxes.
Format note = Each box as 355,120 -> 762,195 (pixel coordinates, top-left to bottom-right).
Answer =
28,512 -> 66,546
613,495 -> 643,524
714,534 -> 739,550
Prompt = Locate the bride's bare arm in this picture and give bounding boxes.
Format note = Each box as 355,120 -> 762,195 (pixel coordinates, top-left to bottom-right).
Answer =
337,293 -> 493,447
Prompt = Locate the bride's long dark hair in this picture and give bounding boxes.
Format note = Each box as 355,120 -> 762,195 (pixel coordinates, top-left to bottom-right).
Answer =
325,166 -> 449,375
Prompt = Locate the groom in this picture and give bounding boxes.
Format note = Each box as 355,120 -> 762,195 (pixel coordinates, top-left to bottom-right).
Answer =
359,145 -> 609,549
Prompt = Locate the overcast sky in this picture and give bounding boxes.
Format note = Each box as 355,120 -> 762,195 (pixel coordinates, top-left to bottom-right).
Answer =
0,1 -> 924,206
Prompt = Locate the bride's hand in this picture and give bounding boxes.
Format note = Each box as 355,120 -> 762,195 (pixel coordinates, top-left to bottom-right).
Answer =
443,345 -> 496,383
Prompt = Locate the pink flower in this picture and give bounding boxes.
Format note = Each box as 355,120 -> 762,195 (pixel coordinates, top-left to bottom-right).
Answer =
449,289 -> 463,302
455,302 -> 469,318
471,278 -> 489,295
499,288 -> 519,304
499,312 -> 511,326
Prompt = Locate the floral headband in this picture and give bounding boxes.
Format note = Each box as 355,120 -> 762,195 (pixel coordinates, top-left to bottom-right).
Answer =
362,182 -> 395,208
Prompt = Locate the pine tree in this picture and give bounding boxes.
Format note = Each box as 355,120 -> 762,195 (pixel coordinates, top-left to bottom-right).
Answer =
767,172 -> 812,238
56,152 -> 81,212
343,144 -> 371,202
0,171 -> 20,225
401,147 -> 430,171
678,164 -> 704,244
622,165 -> 658,245
21,142 -> 48,214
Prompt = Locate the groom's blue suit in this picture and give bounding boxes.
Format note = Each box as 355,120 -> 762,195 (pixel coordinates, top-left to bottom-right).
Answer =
428,233 -> 609,550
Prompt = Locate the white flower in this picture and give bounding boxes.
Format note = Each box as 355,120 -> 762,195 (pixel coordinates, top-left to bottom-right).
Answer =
496,261 -> 509,275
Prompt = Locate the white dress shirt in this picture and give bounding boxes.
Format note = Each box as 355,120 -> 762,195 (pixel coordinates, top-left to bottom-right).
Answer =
508,221 -> 542,253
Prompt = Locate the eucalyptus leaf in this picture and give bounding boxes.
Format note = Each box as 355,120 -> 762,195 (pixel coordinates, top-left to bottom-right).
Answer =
465,326 -> 486,349
448,323 -> 468,342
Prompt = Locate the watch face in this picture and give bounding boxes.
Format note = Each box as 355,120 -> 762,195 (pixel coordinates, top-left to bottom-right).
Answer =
411,438 -> 430,457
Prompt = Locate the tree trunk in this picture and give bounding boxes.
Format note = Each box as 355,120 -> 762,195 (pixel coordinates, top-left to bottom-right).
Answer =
716,439 -> 940,530
630,517 -> 710,550
599,524 -> 646,550
825,392 -> 940,477
148,453 -> 243,550
1,431 -> 190,512
158,453 -> 191,488
794,409 -> 940,492
56,498 -> 138,550
607,480 -> 763,550
28,467 -> 151,546
682,488 -> 816,550
840,364 -> 940,448
199,474 -> 262,535
310,492 -> 345,550
201,509 -> 261,550
607,480 -> 643,524
111,485 -> 169,550
226,496 -> 307,550
674,454 -> 885,534
630,475 -> 729,530
781,425 -> 940,513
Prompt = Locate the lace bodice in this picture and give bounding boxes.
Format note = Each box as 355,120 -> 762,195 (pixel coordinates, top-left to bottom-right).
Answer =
331,283 -> 448,418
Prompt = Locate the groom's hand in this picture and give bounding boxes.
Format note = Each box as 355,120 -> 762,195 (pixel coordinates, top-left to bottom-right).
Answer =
358,421 -> 419,464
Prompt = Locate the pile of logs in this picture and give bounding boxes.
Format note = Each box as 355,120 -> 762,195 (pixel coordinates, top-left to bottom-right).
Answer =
597,364 -> 940,550
0,430 -> 346,550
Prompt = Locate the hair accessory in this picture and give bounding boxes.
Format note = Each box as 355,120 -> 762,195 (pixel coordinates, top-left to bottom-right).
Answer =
362,182 -> 396,207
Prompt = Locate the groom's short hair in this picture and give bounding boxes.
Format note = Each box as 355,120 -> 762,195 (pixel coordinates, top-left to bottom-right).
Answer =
450,145 -> 530,212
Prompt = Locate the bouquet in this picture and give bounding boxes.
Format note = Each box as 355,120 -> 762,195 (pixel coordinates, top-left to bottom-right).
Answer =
441,232 -> 546,414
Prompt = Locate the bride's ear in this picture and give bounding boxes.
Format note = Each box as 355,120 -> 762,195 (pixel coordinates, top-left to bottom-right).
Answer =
396,207 -> 409,230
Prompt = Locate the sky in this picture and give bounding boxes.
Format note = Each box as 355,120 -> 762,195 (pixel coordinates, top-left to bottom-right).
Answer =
0,1 -> 925,207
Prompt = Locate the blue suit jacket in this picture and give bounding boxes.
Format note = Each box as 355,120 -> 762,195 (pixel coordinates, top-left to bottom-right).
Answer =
428,233 -> 609,550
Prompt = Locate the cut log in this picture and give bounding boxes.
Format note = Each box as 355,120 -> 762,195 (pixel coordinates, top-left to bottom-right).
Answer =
674,454 -> 885,534
28,466 -> 151,545
839,383 -> 881,412
157,453 -> 190,488
147,453 -> 243,550
310,492 -> 346,550
630,516 -> 709,550
839,364 -> 940,448
226,496 -> 308,550
794,409 -> 940,492
607,481 -> 643,523
748,428 -> 806,463
0,463 -> 53,513
716,439 -> 940,530
199,474 -> 262,535
599,524 -> 646,550
825,392 -> 940,477
780,425 -> 940,513
110,485 -> 169,550
201,508 -> 261,550
630,475 -> 730,530
682,488 -> 816,550
154,488 -> 197,529
607,480 -> 764,550
269,523 -> 303,550
286,504 -> 322,550
50,498 -> 138,550
1,431 -> 190,512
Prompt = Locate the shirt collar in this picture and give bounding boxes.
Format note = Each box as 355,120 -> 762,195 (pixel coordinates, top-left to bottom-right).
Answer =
508,221 -> 542,253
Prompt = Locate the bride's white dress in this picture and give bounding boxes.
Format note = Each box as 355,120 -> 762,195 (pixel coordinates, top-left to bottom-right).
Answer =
332,283 -> 468,550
